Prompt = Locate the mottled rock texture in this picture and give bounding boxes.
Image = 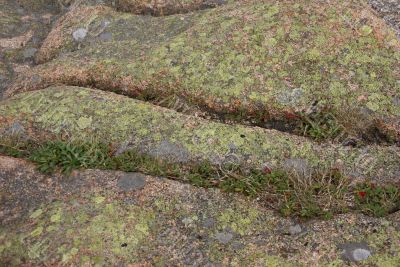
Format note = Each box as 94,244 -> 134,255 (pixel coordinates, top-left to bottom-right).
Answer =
1,1 -> 400,265
1,156 -> 400,266
5,0 -> 400,142
1,86 -> 400,183
0,0 -> 61,98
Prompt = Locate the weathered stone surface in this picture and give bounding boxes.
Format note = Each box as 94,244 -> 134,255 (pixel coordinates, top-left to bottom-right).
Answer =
368,0 -> 400,37
0,0 -> 60,98
1,86 -> 400,183
339,241 -> 372,262
5,0 -> 400,141
112,0 -> 228,15
117,172 -> 147,191
1,155 -> 399,266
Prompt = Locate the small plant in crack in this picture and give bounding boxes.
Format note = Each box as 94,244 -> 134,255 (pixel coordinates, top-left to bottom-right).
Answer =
355,183 -> 400,217
29,141 -> 109,174
298,112 -> 343,141
262,167 -> 350,218
2,138 -> 399,218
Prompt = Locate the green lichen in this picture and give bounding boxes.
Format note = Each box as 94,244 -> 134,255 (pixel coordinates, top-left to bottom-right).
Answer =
1,160 -> 399,265
9,0 -> 399,141
1,86 -> 400,183
0,196 -> 156,265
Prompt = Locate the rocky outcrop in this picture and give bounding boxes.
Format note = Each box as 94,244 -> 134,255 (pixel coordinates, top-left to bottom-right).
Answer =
1,155 -> 399,265
1,86 -> 400,183
5,0 -> 400,142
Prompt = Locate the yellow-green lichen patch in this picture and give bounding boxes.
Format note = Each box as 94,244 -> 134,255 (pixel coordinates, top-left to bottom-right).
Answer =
110,0 -> 232,16
1,86 -> 400,183
217,207 -> 261,236
363,223 -> 400,266
1,155 -> 400,265
0,196 -> 156,266
7,0 -> 400,142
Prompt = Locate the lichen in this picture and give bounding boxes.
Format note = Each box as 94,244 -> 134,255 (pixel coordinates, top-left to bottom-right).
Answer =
0,195 -> 156,265
1,159 -> 399,265
1,86 -> 399,183
7,0 -> 399,142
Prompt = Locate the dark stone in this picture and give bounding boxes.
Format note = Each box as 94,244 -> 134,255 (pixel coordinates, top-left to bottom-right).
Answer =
117,172 -> 146,192
200,0 -> 226,9
342,138 -> 358,147
231,241 -> 245,250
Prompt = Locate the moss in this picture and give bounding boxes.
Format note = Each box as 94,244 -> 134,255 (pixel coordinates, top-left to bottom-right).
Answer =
364,225 -> 400,266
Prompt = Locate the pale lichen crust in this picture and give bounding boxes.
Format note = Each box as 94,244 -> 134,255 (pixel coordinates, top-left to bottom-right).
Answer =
0,156 -> 399,266
6,0 -> 400,141
1,86 -> 399,183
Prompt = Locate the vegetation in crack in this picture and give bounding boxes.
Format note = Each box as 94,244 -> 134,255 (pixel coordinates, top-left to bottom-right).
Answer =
1,138 -> 399,218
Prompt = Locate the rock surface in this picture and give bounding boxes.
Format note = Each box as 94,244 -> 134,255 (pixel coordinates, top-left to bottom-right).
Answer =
0,0 -> 399,265
1,86 -> 400,183
4,0 -> 400,142
0,0 -> 61,98
1,155 -> 400,266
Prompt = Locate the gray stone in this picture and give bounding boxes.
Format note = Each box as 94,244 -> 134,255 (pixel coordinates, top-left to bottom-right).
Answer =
4,122 -> 25,136
393,97 -> 400,106
277,88 -> 304,106
148,140 -> 190,163
352,248 -> 371,261
289,224 -> 302,235
283,158 -> 311,176
231,241 -> 245,250
72,28 -> 88,41
99,32 -> 112,41
339,242 -> 372,262
31,74 -> 42,85
23,48 -> 37,59
117,172 -> 146,192
215,232 -> 233,244
203,218 -> 215,228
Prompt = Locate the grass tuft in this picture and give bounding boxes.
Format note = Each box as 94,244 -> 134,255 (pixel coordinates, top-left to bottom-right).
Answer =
298,112 -> 343,141
1,138 -> 399,218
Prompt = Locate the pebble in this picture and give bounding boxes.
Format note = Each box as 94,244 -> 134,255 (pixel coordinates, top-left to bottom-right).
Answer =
289,224 -> 302,235
215,232 -> 233,244
203,218 -> 215,228
23,48 -> 37,59
72,28 -> 88,41
339,242 -> 372,262
99,32 -> 112,41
